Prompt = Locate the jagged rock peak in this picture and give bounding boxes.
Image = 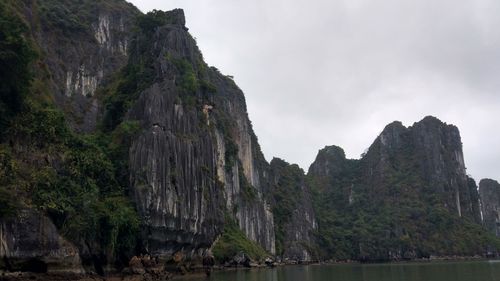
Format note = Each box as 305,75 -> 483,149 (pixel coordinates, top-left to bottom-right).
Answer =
411,115 -> 460,133
382,120 -> 405,131
315,145 -> 346,160
480,178 -> 500,187
270,157 -> 305,186
366,115 -> 476,220
270,157 -> 290,166
378,121 -> 407,149
162,8 -> 186,26
270,157 -> 303,170
418,115 -> 444,124
308,145 -> 347,177
380,116 -> 457,132
375,116 -> 461,152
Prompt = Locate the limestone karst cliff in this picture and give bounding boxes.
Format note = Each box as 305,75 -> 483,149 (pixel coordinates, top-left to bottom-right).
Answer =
308,117 -> 495,261
1,0 -> 279,274
123,8 -> 276,257
1,0 -> 141,274
1,0 -> 500,277
268,158 -> 318,262
479,179 -> 500,236
362,117 -> 481,222
34,0 -> 140,132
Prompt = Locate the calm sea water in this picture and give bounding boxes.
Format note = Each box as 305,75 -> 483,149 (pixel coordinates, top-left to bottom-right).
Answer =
174,260 -> 500,281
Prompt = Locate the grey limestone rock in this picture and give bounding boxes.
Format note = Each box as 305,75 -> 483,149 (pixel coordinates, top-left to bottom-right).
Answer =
0,209 -> 82,273
479,179 -> 500,236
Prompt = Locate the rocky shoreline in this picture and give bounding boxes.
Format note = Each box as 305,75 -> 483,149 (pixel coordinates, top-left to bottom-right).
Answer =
2,255 -> 496,281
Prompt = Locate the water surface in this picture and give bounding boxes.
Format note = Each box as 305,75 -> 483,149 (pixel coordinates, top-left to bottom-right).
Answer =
175,260 -> 500,281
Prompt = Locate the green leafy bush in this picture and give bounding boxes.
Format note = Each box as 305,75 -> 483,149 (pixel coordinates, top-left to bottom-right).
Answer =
212,215 -> 268,263
137,10 -> 171,34
28,123 -> 141,256
173,58 -> 199,94
9,103 -> 71,148
3,100 -> 141,258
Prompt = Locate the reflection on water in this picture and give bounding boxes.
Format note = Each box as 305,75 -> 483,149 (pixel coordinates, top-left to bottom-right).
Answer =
174,260 -> 500,281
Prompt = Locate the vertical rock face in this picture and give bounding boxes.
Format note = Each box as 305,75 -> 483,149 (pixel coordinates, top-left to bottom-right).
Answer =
479,179 -> 500,236
1,0 -> 140,273
127,9 -> 275,256
3,2 -> 278,268
363,116 -> 480,221
208,69 -> 275,254
467,177 -> 483,224
410,116 -> 475,219
0,210 -> 82,273
269,158 -> 317,262
308,146 -> 350,180
308,145 -> 359,209
29,0 -> 140,131
308,116 -> 486,260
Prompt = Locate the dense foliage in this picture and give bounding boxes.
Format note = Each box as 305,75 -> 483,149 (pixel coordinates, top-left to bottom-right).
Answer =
269,159 -> 304,255
309,146 -> 500,261
6,101 -> 141,260
212,215 -> 268,263
101,26 -> 156,131
38,0 -> 137,35
0,1 -> 140,265
0,1 -> 35,141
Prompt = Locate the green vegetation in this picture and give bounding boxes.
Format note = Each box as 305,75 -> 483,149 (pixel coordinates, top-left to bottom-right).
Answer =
212,215 -> 268,263
269,159 -> 304,255
3,0 -> 500,268
309,143 -> 500,261
200,79 -> 217,94
239,167 -> 257,202
101,10 -> 176,131
39,0 -> 89,34
101,47 -> 155,131
136,9 -> 177,35
213,112 -> 239,172
0,1 -> 140,261
0,1 -> 36,140
173,58 -> 199,94
7,101 -> 140,257
0,146 -> 19,218
38,0 -> 137,35
102,11 -> 215,130
171,57 -> 200,107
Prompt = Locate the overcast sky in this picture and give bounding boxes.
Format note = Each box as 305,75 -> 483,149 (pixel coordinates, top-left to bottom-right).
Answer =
129,0 -> 500,182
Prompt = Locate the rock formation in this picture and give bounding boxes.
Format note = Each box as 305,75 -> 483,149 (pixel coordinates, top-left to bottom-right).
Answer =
1,1 -> 276,273
125,9 -> 275,257
30,0 -> 140,132
1,0 -> 140,274
269,158 -> 317,262
1,0 -> 499,276
362,116 -> 481,222
479,179 -> 500,236
0,210 -> 82,273
308,117 -> 490,261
